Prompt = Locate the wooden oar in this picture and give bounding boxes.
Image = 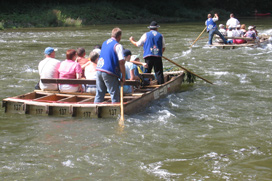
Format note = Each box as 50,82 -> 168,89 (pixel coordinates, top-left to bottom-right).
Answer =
162,56 -> 213,85
190,27 -> 207,48
119,82 -> 125,127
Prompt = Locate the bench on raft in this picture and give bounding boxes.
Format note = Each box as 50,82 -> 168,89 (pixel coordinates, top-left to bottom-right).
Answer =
224,37 -> 254,40
40,78 -> 140,94
40,73 -> 156,87
38,73 -> 159,94
224,36 -> 256,43
41,78 -> 140,87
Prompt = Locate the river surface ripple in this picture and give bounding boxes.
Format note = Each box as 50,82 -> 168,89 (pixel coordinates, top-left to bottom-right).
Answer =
1,18 -> 272,180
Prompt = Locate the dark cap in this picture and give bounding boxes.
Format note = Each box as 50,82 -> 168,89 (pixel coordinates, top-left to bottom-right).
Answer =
123,49 -> 131,57
148,21 -> 160,29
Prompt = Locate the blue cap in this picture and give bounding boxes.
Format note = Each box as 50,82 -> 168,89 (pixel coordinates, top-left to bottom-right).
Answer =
44,47 -> 57,55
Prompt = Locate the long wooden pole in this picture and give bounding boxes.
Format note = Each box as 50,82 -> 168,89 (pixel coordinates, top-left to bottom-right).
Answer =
190,27 -> 207,48
162,56 -> 213,85
119,83 -> 125,127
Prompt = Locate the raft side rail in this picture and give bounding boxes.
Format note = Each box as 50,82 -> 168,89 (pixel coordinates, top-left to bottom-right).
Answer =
41,78 -> 141,87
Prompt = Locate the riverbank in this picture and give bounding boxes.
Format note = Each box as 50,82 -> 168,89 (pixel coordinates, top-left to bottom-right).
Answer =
0,1 -> 232,30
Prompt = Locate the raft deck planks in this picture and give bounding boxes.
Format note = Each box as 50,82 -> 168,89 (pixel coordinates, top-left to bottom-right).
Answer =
2,71 -> 185,118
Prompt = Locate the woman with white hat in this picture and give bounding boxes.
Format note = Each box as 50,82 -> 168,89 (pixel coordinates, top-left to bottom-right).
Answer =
245,26 -> 256,39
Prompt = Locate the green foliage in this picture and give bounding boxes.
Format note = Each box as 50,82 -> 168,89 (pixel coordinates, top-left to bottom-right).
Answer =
164,67 -> 196,84
0,0 -> 271,29
64,17 -> 82,27
184,71 -> 196,84
175,7 -> 207,19
46,9 -> 82,27
0,22 -> 4,30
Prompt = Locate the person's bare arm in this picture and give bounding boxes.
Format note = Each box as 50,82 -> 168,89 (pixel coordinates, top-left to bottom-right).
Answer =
76,73 -> 83,92
81,61 -> 91,69
129,36 -> 137,47
129,60 -> 148,68
119,59 -> 126,83
130,69 -> 140,81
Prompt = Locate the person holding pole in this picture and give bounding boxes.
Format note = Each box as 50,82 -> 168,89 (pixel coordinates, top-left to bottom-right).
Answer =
94,27 -> 126,103
129,21 -> 165,85
205,13 -> 227,45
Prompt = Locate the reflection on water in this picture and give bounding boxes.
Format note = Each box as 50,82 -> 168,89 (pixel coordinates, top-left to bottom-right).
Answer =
1,18 -> 272,180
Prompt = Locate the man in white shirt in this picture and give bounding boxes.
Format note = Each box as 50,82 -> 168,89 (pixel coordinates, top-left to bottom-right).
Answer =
226,13 -> 240,29
232,25 -> 243,37
38,47 -> 60,90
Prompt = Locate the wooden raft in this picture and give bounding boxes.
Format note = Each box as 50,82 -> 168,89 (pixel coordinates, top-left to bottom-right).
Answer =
2,71 -> 185,118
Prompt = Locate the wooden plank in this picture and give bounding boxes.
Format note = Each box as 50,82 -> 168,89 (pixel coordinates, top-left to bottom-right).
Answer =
78,98 -> 95,103
144,85 -> 161,88
50,105 -> 74,117
57,96 -> 92,103
27,105 -> 49,116
3,101 -> 25,114
14,92 -> 48,100
131,93 -> 144,97
139,73 -> 155,79
2,71 -> 185,118
34,90 -> 60,94
99,106 -> 120,118
41,79 -> 140,86
124,72 -> 184,114
41,79 -> 96,84
210,43 -> 255,48
34,94 -> 71,102
224,36 -> 255,40
74,107 -> 99,118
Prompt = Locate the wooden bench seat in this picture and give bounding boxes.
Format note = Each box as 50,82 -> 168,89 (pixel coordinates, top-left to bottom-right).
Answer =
41,78 -> 141,87
224,36 -> 255,40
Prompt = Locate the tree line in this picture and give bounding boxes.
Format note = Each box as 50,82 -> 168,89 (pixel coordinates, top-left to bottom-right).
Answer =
1,0 -> 271,15
0,0 -> 271,29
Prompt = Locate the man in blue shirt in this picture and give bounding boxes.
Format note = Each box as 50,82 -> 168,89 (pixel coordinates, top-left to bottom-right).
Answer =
205,13 -> 227,45
95,27 -> 126,103
129,21 -> 165,84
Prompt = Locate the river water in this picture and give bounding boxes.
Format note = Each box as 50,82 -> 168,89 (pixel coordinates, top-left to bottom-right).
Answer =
1,17 -> 272,180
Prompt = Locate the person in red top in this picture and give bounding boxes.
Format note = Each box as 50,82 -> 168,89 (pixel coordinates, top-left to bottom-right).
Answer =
58,49 -> 83,92
76,47 -> 89,78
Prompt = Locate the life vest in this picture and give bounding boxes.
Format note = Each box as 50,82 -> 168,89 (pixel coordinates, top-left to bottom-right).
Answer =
96,38 -> 120,77
206,18 -> 217,31
137,66 -> 143,74
143,30 -> 163,58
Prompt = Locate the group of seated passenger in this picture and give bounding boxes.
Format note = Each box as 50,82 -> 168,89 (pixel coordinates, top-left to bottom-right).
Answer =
37,46 -> 148,94
38,46 -> 101,93
216,24 -> 258,44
